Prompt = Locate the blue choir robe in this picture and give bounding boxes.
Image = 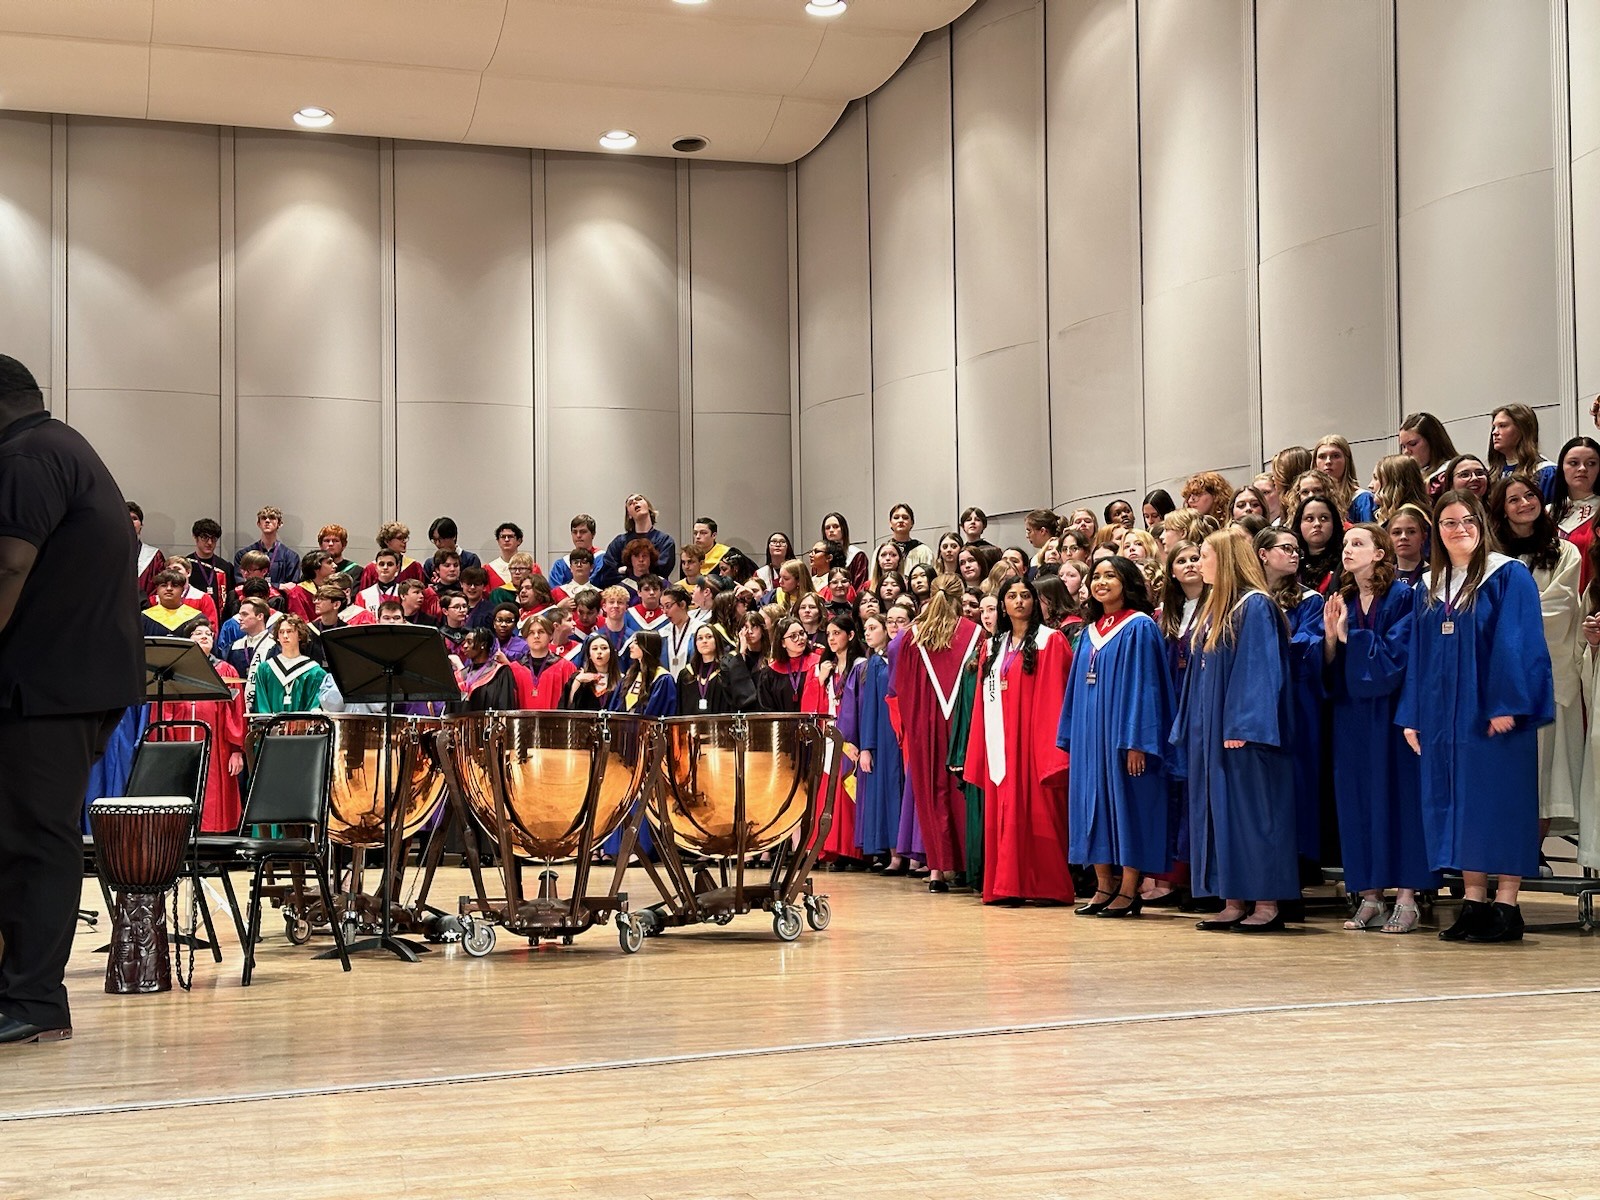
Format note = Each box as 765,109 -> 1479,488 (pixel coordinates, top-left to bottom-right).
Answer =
1328,585 -> 1437,893
1281,589 -> 1327,859
1394,554 -> 1555,877
845,651 -> 903,856
602,669 -> 678,859
1163,595 -> 1202,867
84,705 -> 150,829
1058,612 -> 1175,875
1349,490 -> 1377,524
1168,592 -> 1300,900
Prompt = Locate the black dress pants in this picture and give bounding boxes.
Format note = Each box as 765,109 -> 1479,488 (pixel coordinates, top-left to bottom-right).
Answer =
0,710 -> 119,1029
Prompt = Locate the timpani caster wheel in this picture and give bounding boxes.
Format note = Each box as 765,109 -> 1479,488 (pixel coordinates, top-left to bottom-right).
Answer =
617,914 -> 644,954
284,914 -> 313,945
462,919 -> 497,957
773,904 -> 802,942
805,895 -> 831,932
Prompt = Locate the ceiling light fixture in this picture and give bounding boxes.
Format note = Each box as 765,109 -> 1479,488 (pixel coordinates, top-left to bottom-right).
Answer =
292,106 -> 335,129
672,0 -> 710,5
805,0 -> 846,15
599,129 -> 638,150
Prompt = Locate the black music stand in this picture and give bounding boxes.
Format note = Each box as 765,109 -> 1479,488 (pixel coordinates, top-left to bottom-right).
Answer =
314,625 -> 460,963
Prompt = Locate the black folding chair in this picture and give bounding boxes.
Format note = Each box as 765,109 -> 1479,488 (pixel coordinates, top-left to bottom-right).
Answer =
85,721 -> 229,962
217,715 -> 350,986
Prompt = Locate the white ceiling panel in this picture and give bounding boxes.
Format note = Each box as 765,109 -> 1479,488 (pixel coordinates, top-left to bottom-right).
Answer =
0,0 -> 977,162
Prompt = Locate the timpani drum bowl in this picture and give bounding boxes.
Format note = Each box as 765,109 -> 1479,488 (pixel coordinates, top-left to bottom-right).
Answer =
89,797 -> 193,994
445,712 -> 652,861
258,714 -> 445,848
654,714 -> 825,858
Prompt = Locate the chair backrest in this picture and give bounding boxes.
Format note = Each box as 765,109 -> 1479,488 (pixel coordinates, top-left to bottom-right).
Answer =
126,741 -> 206,806
241,731 -> 333,830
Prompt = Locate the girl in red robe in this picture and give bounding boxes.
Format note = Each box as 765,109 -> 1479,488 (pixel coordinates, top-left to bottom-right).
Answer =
890,574 -> 983,892
963,577 -> 1074,905
801,614 -> 866,863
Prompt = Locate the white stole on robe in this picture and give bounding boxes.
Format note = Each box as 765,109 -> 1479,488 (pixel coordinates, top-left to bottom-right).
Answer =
981,626 -> 1054,786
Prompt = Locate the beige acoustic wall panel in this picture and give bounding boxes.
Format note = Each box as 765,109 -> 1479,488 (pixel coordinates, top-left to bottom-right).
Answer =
796,102 -> 872,539
1045,0 -> 1142,504
687,161 -> 792,552
1573,0 -> 1600,407
1256,0 -> 1393,453
1137,0 -> 1255,486
0,114 -> 53,409
65,118 -> 221,548
867,32 -> 956,543
234,131 -> 384,551
544,153 -> 681,548
1396,0 -> 1559,425
393,142 -> 534,561
952,0 -> 1049,518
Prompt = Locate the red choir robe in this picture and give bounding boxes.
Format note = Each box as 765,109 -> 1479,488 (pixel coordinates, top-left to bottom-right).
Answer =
161,666 -> 247,833
889,616 -> 983,872
801,657 -> 861,860
963,628 -> 1074,904
358,557 -> 427,591
285,581 -> 320,621
526,656 -> 578,710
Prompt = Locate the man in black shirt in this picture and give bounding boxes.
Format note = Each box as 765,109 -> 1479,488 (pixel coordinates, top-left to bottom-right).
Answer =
0,355 -> 143,1045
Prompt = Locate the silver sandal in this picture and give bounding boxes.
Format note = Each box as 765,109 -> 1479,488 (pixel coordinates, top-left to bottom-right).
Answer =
1343,897 -> 1387,930
1381,902 -> 1421,934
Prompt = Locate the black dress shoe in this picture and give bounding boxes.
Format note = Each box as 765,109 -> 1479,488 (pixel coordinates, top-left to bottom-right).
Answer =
1179,895 -> 1226,914
1440,899 -> 1491,942
907,867 -> 931,880
1231,911 -> 1287,934
927,879 -> 950,894
0,1016 -> 72,1045
987,897 -> 1024,907
1141,887 -> 1188,909
880,864 -> 909,877
1097,895 -> 1143,919
1466,902 -> 1525,943
1195,913 -> 1246,930
1075,892 -> 1114,917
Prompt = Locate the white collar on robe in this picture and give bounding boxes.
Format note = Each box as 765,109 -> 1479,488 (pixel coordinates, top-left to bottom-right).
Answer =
1430,551 -> 1513,603
917,623 -> 982,720
980,626 -> 1055,786
1083,611 -> 1151,652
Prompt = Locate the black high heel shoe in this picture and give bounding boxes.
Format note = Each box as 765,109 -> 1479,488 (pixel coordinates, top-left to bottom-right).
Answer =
1097,893 -> 1143,919
1231,910 -> 1287,934
1075,890 -> 1115,917
1195,911 -> 1247,930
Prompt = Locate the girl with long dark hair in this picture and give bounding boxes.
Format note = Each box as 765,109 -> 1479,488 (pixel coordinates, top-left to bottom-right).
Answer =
1292,496 -> 1343,595
1057,557 -> 1174,917
962,577 -> 1073,905
1549,436 -> 1600,592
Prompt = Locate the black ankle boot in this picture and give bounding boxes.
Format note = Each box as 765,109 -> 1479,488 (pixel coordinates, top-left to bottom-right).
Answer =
1466,902 -> 1525,943
1440,899 -> 1490,942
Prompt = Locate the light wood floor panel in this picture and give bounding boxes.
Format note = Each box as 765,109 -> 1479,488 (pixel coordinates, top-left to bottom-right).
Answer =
5,871 -> 1599,1196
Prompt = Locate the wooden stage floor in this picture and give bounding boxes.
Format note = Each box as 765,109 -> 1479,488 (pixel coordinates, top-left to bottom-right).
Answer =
5,869 -> 1600,1198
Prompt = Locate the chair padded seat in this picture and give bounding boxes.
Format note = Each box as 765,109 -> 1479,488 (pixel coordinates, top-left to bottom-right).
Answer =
234,838 -> 320,859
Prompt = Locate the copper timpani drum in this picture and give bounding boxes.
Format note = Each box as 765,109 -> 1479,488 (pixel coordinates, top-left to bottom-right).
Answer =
251,714 -> 446,847
89,797 -> 193,994
447,711 -> 650,861
640,713 -> 839,941
437,711 -> 655,954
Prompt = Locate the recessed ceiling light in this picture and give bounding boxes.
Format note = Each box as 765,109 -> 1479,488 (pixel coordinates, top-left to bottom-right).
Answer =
599,130 -> 638,150
805,0 -> 846,15
292,106 -> 335,129
672,0 -> 709,5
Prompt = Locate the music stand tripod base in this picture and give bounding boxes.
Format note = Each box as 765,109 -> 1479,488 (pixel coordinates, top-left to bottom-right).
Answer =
313,625 -> 461,964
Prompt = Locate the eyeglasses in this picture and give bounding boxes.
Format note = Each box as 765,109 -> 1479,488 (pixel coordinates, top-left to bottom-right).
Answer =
1439,517 -> 1479,532
1272,544 -> 1301,556
783,631 -> 808,643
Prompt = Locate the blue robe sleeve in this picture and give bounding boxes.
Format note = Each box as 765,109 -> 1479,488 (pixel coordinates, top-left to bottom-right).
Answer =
1349,491 -> 1377,523
835,660 -> 866,747
642,672 -> 678,717
1343,586 -> 1411,700
1222,594 -> 1290,748
1537,462 -> 1557,504
1056,646 -> 1081,752
547,557 -> 572,587
858,658 -> 883,753
650,530 -> 677,577
1394,583 -> 1425,731
1483,563 -> 1556,727
1117,619 -> 1176,764
1287,593 -> 1327,698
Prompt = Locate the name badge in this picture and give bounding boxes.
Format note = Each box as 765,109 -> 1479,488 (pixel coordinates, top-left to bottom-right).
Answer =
698,699 -> 708,711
